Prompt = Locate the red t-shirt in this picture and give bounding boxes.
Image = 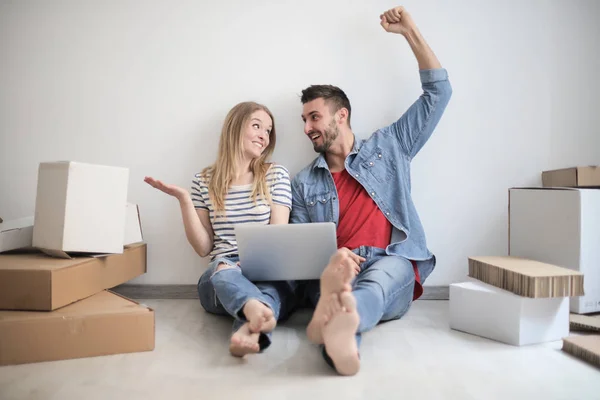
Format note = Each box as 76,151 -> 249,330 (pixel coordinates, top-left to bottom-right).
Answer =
331,169 -> 423,300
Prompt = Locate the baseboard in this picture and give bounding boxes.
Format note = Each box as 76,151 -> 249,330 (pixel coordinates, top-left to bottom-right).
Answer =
112,284 -> 449,300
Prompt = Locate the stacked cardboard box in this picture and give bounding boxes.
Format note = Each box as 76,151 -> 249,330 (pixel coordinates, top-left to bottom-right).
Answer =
450,256 -> 583,346
0,161 -> 154,366
537,165 -> 600,369
450,165 -> 600,350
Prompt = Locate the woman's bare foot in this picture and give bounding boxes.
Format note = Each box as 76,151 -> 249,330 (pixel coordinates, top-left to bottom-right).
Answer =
230,322 -> 260,357
322,291 -> 360,376
243,299 -> 276,333
307,249 -> 363,344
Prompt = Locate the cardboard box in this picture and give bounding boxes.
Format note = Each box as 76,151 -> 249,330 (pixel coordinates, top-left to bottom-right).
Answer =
2,202 -> 141,255
509,188 -> 600,313
542,166 -> 600,187
32,161 -> 129,258
0,216 -> 34,253
450,280 -> 569,346
468,256 -> 584,298
0,243 -> 146,311
562,335 -> 600,368
0,290 -> 154,366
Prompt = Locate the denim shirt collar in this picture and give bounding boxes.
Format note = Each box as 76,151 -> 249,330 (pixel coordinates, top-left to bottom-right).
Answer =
312,135 -> 364,171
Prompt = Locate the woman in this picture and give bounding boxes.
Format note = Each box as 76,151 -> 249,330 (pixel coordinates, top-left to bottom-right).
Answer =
145,101 -> 296,357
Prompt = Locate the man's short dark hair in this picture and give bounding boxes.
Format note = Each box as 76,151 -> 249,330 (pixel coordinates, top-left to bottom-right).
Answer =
301,85 -> 352,127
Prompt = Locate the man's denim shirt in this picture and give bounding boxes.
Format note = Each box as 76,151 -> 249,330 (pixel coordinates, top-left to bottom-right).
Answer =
290,68 -> 452,264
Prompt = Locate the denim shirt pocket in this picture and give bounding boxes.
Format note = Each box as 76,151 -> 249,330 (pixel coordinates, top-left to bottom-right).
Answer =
305,192 -> 334,222
360,146 -> 395,183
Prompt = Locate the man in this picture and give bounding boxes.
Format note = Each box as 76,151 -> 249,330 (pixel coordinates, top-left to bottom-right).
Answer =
290,6 -> 452,376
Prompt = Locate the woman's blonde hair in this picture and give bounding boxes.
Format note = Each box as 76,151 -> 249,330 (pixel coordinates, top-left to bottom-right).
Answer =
201,101 -> 276,212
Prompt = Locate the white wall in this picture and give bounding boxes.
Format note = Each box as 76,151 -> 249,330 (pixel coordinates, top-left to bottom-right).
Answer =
1,0 -> 599,286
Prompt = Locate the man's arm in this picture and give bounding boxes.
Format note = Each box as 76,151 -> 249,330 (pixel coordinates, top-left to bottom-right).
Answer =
381,6 -> 441,70
380,6 -> 452,159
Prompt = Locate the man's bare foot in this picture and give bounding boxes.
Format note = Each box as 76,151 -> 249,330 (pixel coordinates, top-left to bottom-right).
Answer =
243,299 -> 276,333
230,322 -> 260,357
322,291 -> 360,376
306,249 -> 364,344
307,292 -> 346,344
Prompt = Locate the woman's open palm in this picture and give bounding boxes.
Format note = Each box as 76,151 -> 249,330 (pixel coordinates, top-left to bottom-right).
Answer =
144,176 -> 188,200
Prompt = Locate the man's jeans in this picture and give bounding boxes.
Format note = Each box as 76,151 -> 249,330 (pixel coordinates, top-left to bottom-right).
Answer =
306,247 -> 435,349
197,255 -> 297,350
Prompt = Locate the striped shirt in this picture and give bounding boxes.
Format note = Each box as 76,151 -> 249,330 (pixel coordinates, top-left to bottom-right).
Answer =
191,164 -> 292,260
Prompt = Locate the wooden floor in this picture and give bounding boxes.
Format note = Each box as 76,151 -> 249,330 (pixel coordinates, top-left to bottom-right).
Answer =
1,300 -> 599,400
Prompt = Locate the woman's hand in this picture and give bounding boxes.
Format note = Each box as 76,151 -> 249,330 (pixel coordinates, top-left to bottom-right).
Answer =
144,176 -> 189,202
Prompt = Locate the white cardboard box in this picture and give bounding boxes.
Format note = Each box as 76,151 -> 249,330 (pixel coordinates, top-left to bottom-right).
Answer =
509,188 -> 600,314
2,204 -> 140,255
32,161 -> 129,258
0,217 -> 34,253
449,280 -> 569,346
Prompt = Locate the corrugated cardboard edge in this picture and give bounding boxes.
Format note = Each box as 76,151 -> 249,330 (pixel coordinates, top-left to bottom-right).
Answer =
468,256 -> 584,298
562,335 -> 600,369
570,314 -> 600,332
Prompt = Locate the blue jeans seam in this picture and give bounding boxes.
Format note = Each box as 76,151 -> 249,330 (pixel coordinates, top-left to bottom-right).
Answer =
382,272 -> 415,320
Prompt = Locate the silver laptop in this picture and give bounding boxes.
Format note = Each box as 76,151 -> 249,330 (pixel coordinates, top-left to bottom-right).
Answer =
234,222 -> 337,281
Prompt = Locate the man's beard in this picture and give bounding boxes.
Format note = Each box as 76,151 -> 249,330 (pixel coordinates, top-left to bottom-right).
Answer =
313,119 -> 339,154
